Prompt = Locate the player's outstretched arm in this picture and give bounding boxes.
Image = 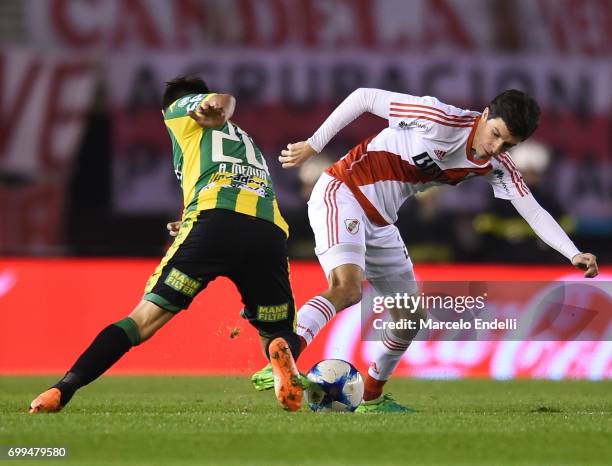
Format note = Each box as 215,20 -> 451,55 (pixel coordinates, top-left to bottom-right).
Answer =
308,88 -> 393,149
188,94 -> 236,129
278,88 -> 393,169
511,193 -> 599,278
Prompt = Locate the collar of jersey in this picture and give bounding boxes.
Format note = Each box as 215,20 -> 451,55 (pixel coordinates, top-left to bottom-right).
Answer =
465,116 -> 491,166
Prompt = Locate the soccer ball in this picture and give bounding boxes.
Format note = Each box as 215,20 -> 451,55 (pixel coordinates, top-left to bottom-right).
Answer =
305,359 -> 364,412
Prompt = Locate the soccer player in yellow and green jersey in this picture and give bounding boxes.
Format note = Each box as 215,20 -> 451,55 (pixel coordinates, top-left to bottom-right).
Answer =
29,76 -> 304,414
163,87 -> 288,234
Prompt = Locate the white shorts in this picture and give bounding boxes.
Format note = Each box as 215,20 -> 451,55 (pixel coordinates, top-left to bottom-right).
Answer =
308,173 -> 417,295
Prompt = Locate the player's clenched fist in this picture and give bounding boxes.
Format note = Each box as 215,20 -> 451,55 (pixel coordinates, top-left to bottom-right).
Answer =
279,141 -> 317,168
166,221 -> 181,237
571,252 -> 599,278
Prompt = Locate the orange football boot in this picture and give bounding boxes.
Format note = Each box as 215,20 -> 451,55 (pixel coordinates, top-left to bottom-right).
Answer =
268,337 -> 303,412
29,388 -> 63,414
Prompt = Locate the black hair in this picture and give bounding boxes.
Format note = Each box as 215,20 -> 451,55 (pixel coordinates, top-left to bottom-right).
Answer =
162,75 -> 210,111
487,89 -> 541,140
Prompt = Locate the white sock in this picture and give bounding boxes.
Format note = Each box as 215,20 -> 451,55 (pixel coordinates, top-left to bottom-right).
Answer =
368,328 -> 412,381
296,296 -> 337,345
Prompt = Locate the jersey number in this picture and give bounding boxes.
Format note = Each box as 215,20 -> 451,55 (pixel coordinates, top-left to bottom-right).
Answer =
211,123 -> 269,172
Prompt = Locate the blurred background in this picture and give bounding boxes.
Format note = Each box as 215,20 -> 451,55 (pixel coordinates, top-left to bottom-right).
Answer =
1,0 -> 611,379
0,0 -> 610,262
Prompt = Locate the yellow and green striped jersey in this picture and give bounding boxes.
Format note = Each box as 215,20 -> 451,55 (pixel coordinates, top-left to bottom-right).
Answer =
163,93 -> 288,236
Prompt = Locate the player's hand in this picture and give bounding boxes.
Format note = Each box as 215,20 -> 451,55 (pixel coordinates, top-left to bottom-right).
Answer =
166,221 -> 181,237
188,102 -> 226,128
279,141 -> 317,169
571,252 -> 598,278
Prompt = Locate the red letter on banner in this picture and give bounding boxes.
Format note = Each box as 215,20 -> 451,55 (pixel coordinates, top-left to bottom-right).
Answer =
40,63 -> 93,170
175,0 -> 208,47
422,0 -> 472,50
112,0 -> 162,48
0,55 -> 41,157
51,0 -> 102,47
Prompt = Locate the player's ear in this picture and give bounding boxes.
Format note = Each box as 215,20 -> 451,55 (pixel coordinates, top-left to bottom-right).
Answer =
481,107 -> 490,120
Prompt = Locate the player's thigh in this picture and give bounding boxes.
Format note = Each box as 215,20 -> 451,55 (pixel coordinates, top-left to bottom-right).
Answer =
364,223 -> 417,296
325,263 -> 365,310
230,222 -> 296,338
142,213 -> 225,314
308,173 -> 367,279
364,225 -> 424,338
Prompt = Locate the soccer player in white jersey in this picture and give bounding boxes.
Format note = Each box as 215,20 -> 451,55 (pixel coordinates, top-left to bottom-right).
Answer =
252,88 -> 599,412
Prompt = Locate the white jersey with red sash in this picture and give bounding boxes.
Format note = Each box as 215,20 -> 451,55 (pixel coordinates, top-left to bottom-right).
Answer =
326,94 -> 529,225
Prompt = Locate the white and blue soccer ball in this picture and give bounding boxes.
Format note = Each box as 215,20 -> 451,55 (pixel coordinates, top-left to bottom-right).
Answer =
305,359 -> 364,412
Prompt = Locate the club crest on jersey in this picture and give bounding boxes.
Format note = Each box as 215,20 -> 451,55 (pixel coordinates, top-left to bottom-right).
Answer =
345,219 -> 360,235
434,149 -> 447,160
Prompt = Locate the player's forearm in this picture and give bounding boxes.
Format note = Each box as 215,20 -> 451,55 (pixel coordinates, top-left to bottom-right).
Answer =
307,88 -> 391,152
511,194 -> 580,260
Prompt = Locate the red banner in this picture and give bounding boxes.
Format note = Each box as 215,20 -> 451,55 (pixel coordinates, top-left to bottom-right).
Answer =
0,50 -> 96,254
24,0 -> 612,56
0,260 -> 610,379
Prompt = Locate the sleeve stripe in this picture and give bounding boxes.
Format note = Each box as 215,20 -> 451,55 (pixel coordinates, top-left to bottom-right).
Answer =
390,102 -> 476,120
506,157 -> 529,197
389,113 -> 475,128
499,154 -> 529,194
390,107 -> 476,123
497,154 -> 529,196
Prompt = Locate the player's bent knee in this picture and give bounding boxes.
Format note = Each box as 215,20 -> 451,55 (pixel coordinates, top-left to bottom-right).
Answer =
328,283 -> 362,310
128,300 -> 175,343
342,285 -> 363,308
413,306 -> 427,322
327,264 -> 364,310
388,305 -> 426,341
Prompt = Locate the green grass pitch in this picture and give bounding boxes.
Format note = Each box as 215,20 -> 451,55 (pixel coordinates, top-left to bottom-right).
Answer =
1,376 -> 611,465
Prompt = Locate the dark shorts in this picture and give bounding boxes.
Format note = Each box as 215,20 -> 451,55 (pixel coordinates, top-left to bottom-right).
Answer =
144,209 -> 295,338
